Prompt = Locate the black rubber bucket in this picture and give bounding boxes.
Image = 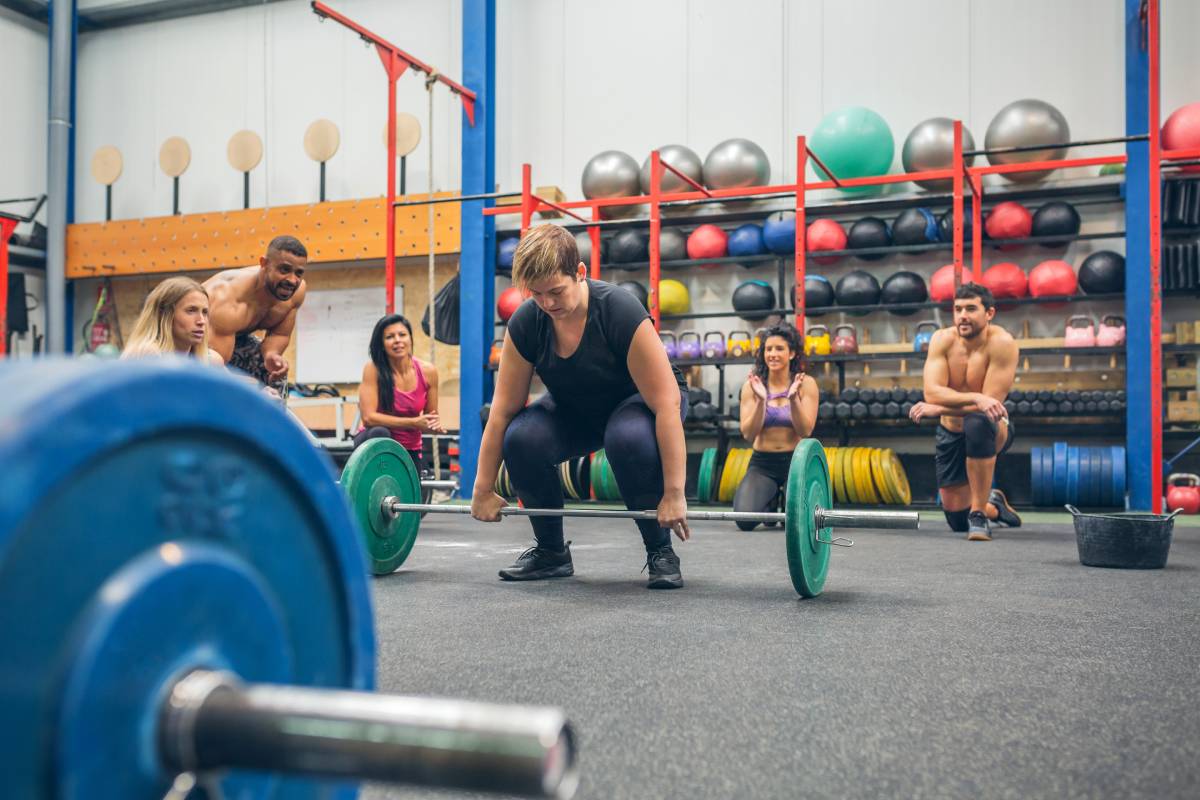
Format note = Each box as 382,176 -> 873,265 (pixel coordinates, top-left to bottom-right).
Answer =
1066,505 -> 1178,569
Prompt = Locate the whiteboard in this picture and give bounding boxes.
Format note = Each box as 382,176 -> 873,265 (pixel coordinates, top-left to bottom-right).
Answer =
296,286 -> 403,383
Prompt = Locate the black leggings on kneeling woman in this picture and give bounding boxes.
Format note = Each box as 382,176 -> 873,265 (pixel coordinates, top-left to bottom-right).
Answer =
732,450 -> 793,531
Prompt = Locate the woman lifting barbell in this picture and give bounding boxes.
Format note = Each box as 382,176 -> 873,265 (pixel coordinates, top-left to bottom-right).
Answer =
734,324 -> 820,530
471,224 -> 690,589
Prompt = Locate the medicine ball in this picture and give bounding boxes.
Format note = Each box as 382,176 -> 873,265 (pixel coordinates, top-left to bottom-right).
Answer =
1077,250 -> 1125,294
984,201 -> 1033,245
930,263 -> 957,302
834,270 -> 881,314
846,217 -> 891,260
497,286 -> 524,321
807,219 -> 848,265
981,262 -> 1028,301
659,228 -> 688,265
797,274 -> 836,316
762,211 -> 795,254
879,271 -> 928,315
659,279 -> 690,314
727,223 -> 766,257
1031,201 -> 1081,247
617,280 -> 649,309
732,279 -> 776,321
892,208 -> 940,252
610,229 -> 649,264
498,236 -> 519,269
938,205 -> 981,244
687,224 -> 728,260
1028,259 -> 1079,299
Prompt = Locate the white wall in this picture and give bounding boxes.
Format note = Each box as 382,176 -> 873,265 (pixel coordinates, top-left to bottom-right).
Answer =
0,9 -> 48,207
74,0 -> 462,222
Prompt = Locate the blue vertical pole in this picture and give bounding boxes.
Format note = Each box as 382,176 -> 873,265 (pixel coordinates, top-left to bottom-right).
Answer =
1124,0 -> 1153,510
459,0 -> 496,496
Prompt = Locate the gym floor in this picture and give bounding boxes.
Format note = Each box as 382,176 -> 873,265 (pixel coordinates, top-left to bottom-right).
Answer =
364,511 -> 1200,800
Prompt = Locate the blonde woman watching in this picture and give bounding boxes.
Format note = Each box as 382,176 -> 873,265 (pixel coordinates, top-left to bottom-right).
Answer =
122,277 -> 223,366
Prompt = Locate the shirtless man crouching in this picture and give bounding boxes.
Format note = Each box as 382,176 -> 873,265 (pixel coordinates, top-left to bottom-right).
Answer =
908,282 -> 1022,541
204,235 -> 308,389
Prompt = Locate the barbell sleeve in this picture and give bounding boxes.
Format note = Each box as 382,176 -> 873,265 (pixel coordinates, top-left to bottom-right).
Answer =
159,670 -> 579,799
813,508 -> 921,530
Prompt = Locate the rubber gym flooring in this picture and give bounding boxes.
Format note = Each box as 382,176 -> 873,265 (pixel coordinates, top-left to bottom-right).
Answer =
364,510 -> 1200,800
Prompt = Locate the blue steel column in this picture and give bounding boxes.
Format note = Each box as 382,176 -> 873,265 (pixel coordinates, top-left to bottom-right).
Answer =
459,0 -> 496,495
1124,0 -> 1153,510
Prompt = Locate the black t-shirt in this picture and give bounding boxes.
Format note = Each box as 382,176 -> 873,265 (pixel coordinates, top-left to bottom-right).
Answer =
507,279 -> 687,419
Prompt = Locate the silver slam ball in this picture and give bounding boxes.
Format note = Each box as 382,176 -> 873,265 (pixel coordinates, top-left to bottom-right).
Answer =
575,232 -> 592,264
581,150 -> 641,199
984,99 -> 1071,183
901,118 -> 976,191
703,138 -> 771,190
640,144 -> 704,194
659,228 -> 687,263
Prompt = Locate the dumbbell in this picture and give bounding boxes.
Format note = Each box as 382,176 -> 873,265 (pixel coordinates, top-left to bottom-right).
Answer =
900,401 -> 914,418
1037,390 -> 1052,403
1031,400 -> 1046,414
890,387 -> 907,403
1066,390 -> 1080,402
868,401 -> 885,418
859,388 -> 877,404
1051,391 -> 1065,403
1097,399 -> 1111,413
851,402 -> 868,420
1045,401 -> 1059,415
1060,400 -> 1075,415
1017,400 -> 1031,415
1085,400 -> 1099,413
1010,390 -> 1025,402
841,388 -> 860,403
835,402 -> 852,420
691,402 -> 717,422
1004,400 -> 1017,416
819,401 -> 835,420
885,401 -> 900,417
907,388 -> 923,403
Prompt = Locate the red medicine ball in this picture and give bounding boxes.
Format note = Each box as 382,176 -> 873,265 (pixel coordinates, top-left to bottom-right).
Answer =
1028,259 -> 1078,308
982,262 -> 1028,299
984,201 -> 1033,248
497,285 -> 524,321
807,219 -> 847,265
687,224 -> 728,260
930,263 -> 958,302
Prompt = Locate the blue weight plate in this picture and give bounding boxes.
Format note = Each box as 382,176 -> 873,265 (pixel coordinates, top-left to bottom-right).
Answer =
1099,446 -> 1113,508
1066,446 -> 1080,506
0,360 -> 372,800
1112,446 -> 1127,509
1080,447 -> 1094,507
1088,447 -> 1103,509
1033,447 -> 1047,507
1038,446 -> 1052,507
1053,442 -> 1069,507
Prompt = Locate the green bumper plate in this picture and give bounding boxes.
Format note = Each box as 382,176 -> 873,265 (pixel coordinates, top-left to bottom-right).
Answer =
341,437 -> 421,575
786,439 -> 832,598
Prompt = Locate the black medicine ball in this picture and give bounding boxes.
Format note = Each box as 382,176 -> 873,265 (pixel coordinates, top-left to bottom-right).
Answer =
846,217 -> 891,260
732,279 -> 777,321
879,271 -> 929,315
1077,250 -> 1125,294
937,205 -> 981,244
617,280 -> 649,309
1031,201 -> 1081,247
609,230 -> 648,264
834,270 -> 881,315
797,274 -> 836,316
892,208 -> 940,252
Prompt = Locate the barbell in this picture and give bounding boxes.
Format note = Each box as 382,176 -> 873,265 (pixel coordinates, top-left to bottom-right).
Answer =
344,437 -> 921,598
0,360 -> 577,800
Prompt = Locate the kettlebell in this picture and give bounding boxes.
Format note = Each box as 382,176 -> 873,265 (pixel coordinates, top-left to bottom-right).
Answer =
1096,314 -> 1126,347
702,331 -> 727,359
727,330 -> 754,358
753,328 -> 768,352
1166,473 -> 1200,514
1064,315 -> 1097,347
831,324 -> 859,355
805,325 -> 831,356
913,321 -> 938,352
660,331 -> 678,360
488,338 -> 503,368
677,330 -> 702,360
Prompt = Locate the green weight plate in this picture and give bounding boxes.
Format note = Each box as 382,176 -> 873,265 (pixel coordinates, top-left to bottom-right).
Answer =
590,451 -> 602,499
341,437 -> 421,574
786,439 -> 832,598
698,448 -> 715,503
600,449 -> 618,501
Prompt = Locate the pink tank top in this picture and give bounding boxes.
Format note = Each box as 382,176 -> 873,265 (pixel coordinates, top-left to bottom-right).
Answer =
376,361 -> 429,452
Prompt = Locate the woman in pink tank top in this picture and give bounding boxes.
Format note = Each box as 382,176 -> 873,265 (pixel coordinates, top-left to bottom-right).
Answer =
353,314 -> 443,470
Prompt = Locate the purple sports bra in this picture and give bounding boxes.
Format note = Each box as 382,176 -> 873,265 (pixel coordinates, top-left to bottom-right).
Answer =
763,390 -> 793,428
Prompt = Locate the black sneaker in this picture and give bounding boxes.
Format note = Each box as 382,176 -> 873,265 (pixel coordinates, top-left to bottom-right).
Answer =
967,511 -> 992,542
988,489 -> 1022,528
644,545 -> 683,590
498,542 -> 574,581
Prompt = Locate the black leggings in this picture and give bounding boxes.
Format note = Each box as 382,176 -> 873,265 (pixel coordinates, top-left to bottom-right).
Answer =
732,450 -> 792,531
502,391 -> 686,553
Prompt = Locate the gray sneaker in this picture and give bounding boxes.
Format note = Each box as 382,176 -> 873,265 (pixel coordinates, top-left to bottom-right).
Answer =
967,511 -> 992,541
988,489 -> 1022,528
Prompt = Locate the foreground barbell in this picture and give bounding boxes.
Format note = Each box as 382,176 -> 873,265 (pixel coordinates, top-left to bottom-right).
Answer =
345,437 -> 920,597
0,361 -> 577,800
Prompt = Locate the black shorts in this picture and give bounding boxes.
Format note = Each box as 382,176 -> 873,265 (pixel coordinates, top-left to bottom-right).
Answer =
228,332 -> 282,388
934,418 -> 1015,488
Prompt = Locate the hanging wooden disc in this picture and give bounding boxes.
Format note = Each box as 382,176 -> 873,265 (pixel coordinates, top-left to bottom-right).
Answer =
304,119 -> 340,163
227,130 -> 264,173
382,112 -> 421,157
158,137 -> 192,178
90,146 -> 123,186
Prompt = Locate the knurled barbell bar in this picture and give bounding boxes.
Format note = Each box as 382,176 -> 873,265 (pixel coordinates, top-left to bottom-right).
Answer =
0,360 -> 577,800
347,436 -> 920,598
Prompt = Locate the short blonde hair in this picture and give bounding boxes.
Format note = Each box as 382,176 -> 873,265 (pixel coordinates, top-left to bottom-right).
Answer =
122,277 -> 211,362
511,225 -> 579,288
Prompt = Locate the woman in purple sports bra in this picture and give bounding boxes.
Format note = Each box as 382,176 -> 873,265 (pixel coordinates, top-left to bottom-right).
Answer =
733,323 -> 819,530
354,314 -> 444,471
